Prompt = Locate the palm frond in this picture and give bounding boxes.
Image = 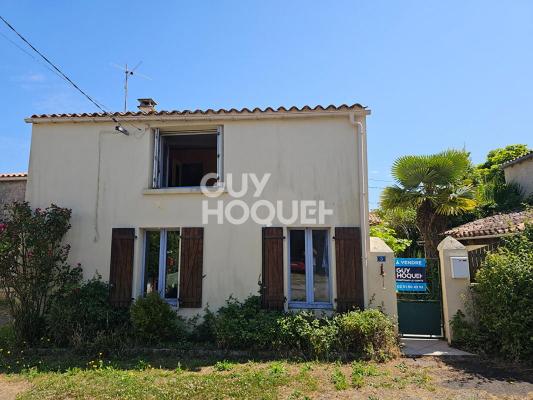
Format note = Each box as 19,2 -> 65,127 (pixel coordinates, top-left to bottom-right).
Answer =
433,185 -> 477,216
380,185 -> 426,211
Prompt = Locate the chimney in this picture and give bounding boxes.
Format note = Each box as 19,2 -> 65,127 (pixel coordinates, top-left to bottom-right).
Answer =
137,98 -> 157,113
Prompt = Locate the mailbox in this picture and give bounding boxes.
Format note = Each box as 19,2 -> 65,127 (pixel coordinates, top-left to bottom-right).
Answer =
450,256 -> 470,279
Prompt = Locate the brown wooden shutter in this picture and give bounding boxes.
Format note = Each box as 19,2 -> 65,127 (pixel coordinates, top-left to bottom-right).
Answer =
109,228 -> 135,307
334,227 -> 364,312
261,227 -> 285,310
179,227 -> 204,308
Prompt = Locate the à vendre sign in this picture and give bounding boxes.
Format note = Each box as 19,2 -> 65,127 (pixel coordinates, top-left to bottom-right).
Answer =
395,258 -> 427,292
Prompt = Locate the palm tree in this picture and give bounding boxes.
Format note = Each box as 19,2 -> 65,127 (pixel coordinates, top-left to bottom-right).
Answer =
380,150 -> 476,258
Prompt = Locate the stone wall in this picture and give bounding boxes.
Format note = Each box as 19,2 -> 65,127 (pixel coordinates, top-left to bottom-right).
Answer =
0,180 -> 26,219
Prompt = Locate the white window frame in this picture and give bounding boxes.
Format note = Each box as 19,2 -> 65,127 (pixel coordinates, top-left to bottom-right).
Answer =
287,228 -> 333,309
141,228 -> 181,307
152,126 -> 223,189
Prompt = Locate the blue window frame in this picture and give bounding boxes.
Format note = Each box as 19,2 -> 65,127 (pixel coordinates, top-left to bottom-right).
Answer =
288,228 -> 332,309
141,229 -> 181,306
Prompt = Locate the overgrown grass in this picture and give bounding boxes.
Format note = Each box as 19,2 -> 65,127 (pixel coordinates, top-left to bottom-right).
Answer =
1,356 -> 438,400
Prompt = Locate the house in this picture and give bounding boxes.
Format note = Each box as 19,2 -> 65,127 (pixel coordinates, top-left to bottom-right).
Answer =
24,100 -> 372,316
0,173 -> 27,219
443,151 -> 533,278
501,150 -> 533,197
444,209 -> 532,277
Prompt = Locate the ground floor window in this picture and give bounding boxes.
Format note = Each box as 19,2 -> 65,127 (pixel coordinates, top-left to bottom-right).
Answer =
143,229 -> 180,305
288,228 -> 331,308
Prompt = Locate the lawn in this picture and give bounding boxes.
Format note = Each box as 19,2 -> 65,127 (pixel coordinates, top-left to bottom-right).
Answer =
1,354 -> 532,400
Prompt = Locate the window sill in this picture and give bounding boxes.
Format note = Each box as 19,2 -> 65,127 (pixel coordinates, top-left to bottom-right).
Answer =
288,302 -> 333,310
143,186 -> 227,195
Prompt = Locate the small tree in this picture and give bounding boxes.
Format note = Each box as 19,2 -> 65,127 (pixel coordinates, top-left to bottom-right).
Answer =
380,150 -> 476,258
0,202 -> 82,343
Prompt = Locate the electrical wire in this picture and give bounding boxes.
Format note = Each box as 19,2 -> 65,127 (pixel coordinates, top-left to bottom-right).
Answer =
0,15 -> 141,132
0,30 -> 72,87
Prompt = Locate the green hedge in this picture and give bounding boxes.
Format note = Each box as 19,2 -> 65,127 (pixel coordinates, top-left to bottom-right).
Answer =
452,224 -> 533,362
201,295 -> 399,361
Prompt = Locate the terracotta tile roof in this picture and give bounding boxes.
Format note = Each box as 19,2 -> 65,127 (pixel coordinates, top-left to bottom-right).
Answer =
369,211 -> 382,226
445,210 -> 533,239
0,172 -> 27,179
501,151 -> 533,169
25,103 -> 367,122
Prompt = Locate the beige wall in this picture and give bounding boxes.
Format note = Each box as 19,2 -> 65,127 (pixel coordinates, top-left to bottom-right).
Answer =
367,237 -> 397,324
438,236 -> 471,344
26,114 -> 367,315
504,158 -> 533,196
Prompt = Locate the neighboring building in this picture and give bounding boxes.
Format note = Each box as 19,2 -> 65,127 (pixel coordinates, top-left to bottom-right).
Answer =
0,173 -> 27,218
501,150 -> 533,197
444,209 -> 533,277
25,101 -> 371,315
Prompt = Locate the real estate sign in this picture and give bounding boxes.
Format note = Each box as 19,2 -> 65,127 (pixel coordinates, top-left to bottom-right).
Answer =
395,258 -> 427,292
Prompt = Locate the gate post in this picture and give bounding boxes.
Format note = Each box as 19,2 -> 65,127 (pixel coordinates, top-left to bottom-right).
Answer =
438,236 -> 471,344
368,237 -> 397,327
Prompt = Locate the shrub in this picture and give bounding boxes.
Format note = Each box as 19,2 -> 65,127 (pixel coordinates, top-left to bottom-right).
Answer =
0,202 -> 82,344
461,225 -> 533,362
130,293 -> 186,344
276,312 -> 338,358
211,295 -> 280,350
187,308 -> 216,343
335,309 -> 398,361
188,294 -> 399,360
46,275 -> 130,349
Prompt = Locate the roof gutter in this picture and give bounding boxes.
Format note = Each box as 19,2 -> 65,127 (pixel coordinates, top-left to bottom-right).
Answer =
25,109 -> 370,124
350,112 -> 369,308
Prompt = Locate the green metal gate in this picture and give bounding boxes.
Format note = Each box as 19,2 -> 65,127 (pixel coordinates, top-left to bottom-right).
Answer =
397,258 -> 443,337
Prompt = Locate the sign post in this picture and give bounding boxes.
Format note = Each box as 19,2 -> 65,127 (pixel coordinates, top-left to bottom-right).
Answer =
395,258 -> 427,292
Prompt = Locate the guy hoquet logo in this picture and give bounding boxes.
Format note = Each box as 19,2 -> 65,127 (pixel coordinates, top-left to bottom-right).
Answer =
200,173 -> 333,226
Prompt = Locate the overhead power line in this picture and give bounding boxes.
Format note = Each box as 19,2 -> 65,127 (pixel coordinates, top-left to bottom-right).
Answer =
0,15 -> 138,134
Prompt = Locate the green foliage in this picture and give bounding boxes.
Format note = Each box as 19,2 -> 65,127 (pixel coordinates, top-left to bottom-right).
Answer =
331,366 -> 348,390
453,225 -> 533,362
276,312 -> 338,358
351,361 -> 379,388
211,296 -> 280,350
188,295 -> 399,360
474,145 -> 531,215
335,309 -> 398,362
381,150 -> 476,257
369,224 -> 411,254
46,275 -> 130,350
214,360 -> 234,371
187,308 -> 217,343
0,202 -> 82,344
193,295 -> 399,360
476,144 -> 530,183
130,293 -> 186,344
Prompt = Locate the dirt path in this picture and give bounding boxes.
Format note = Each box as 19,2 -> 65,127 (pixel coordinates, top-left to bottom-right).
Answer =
0,376 -> 30,400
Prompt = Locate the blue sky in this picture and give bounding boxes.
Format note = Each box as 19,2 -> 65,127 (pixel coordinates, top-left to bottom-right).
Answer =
1,1 -> 532,208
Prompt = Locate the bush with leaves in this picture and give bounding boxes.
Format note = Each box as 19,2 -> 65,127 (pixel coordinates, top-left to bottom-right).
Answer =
130,292 -> 186,344
197,294 -> 399,360
46,275 -> 130,349
212,295 -> 281,350
369,225 -> 411,254
455,224 -> 533,362
0,202 -> 82,344
335,309 -> 398,361
276,312 -> 338,358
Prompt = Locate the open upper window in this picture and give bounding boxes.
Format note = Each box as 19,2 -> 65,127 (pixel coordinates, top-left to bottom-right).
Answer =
152,128 -> 222,188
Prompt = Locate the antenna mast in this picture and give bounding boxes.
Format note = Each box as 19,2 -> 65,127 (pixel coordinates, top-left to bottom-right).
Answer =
111,61 -> 151,112
123,63 -> 129,112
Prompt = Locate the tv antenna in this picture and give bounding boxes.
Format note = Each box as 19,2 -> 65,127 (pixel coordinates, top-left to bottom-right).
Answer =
111,61 -> 152,112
